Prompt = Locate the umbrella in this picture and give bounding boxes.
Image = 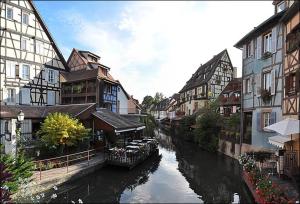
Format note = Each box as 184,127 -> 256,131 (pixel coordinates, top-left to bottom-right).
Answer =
264,118 -> 300,150
263,118 -> 300,135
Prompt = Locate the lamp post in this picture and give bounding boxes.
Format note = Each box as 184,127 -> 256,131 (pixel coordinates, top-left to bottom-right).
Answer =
16,110 -> 24,156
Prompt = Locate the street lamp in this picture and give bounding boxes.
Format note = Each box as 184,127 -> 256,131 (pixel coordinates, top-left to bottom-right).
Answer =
16,110 -> 24,156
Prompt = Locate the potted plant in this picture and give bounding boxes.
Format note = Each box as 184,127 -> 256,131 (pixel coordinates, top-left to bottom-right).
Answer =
260,88 -> 272,103
262,51 -> 272,59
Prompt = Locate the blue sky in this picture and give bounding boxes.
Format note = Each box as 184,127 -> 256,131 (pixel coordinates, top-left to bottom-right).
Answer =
34,1 -> 274,102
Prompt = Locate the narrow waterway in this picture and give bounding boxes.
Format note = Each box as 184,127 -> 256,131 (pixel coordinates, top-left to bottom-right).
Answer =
43,129 -> 253,203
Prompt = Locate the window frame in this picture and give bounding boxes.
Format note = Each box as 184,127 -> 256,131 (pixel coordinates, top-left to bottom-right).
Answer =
263,32 -> 272,53
21,37 -> 28,51
7,88 -> 16,103
22,12 -> 29,25
263,112 -> 271,128
21,64 -> 30,80
48,69 -> 55,84
7,7 -> 13,20
245,78 -> 251,94
246,42 -> 252,58
263,71 -> 272,91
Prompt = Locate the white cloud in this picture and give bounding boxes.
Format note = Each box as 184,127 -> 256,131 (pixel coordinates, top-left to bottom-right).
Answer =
61,1 -> 274,101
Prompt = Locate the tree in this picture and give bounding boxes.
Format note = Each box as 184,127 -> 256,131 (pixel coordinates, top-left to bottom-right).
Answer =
37,112 -> 90,154
194,100 -> 223,152
141,95 -> 154,110
0,145 -> 34,197
153,92 -> 165,105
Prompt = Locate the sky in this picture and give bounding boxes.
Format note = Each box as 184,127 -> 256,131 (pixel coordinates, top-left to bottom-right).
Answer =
34,1 -> 274,102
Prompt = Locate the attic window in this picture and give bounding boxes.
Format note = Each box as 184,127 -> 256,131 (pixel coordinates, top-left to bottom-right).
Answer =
277,1 -> 285,13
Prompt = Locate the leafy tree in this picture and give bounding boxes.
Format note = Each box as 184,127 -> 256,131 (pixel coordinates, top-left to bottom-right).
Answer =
141,95 -> 154,110
0,145 -> 34,194
194,100 -> 223,152
37,112 -> 90,154
153,92 -> 165,105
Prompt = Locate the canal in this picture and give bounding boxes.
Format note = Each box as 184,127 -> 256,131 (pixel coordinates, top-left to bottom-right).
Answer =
44,129 -> 253,203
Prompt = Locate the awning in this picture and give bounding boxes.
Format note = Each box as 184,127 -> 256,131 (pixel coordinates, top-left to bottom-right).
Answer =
268,135 -> 291,148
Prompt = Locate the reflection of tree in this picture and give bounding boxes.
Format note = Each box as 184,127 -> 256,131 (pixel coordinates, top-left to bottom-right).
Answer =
154,129 -> 174,151
50,153 -> 162,203
172,135 -> 251,204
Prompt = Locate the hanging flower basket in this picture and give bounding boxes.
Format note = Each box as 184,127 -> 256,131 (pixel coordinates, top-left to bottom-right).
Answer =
262,51 -> 272,59
260,89 -> 272,103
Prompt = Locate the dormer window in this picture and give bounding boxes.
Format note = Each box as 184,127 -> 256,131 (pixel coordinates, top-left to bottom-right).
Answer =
103,69 -> 107,76
277,1 -> 285,13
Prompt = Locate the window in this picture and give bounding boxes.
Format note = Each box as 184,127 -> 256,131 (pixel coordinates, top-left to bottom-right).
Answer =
246,42 -> 252,58
103,69 -> 108,76
20,88 -> 30,104
263,32 -> 272,53
35,41 -> 44,55
7,7 -> 13,20
286,26 -> 300,53
48,69 -> 55,83
6,61 -> 15,78
263,112 -> 271,127
7,88 -> 16,103
21,65 -> 30,80
47,91 -> 55,105
277,1 -> 285,13
286,73 -> 296,95
245,78 -> 251,93
21,37 -> 27,51
22,13 -> 29,25
105,84 -> 112,93
263,72 -> 271,91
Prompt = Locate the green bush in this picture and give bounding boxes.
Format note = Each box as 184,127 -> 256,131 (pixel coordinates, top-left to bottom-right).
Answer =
194,100 -> 222,152
37,112 -> 90,154
0,147 -> 34,194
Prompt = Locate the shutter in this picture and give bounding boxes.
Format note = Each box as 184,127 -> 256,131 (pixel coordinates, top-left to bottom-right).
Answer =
251,40 -> 255,56
19,64 -> 23,79
30,66 -> 35,80
243,45 -> 246,59
270,112 -> 276,125
243,79 -> 246,93
257,112 -> 262,131
296,70 -> 300,91
256,73 -> 261,97
44,68 -> 49,82
54,70 -> 59,84
271,69 -> 276,95
47,91 -> 55,105
285,75 -> 290,95
3,88 -> 8,103
257,36 -> 262,59
272,26 -> 277,53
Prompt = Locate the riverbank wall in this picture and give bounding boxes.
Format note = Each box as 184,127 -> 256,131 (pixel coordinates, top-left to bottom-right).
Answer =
13,155 -> 107,200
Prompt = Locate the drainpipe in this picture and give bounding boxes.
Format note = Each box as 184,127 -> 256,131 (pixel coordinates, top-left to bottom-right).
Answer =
239,47 -> 244,156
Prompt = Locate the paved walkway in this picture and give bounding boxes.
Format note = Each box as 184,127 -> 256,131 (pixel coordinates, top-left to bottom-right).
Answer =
31,153 -> 106,187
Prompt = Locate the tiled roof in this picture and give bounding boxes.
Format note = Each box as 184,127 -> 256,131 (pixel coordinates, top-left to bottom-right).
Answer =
92,108 -> 144,131
0,104 -> 96,119
179,49 -> 227,93
217,78 -> 241,106
61,69 -> 98,82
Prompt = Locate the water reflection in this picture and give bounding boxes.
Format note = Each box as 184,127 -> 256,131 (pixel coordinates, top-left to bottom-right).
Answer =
43,129 -> 252,203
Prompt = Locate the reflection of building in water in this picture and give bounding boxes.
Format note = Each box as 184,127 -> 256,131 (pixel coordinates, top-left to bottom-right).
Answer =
154,129 -> 174,151
173,136 -> 251,203
50,153 -> 162,203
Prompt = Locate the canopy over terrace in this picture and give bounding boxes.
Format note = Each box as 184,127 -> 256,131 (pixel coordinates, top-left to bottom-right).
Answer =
92,108 -> 145,144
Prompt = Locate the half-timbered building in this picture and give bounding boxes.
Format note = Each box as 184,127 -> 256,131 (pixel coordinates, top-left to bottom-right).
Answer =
0,0 -> 68,155
178,49 -> 236,116
61,48 -> 119,112
217,78 -> 241,117
279,0 -> 300,177
234,3 -> 286,152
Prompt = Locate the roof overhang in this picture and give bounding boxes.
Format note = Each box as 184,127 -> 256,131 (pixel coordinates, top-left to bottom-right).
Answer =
234,10 -> 287,48
268,135 -> 291,148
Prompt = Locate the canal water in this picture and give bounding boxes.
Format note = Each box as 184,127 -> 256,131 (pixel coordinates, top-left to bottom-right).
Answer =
43,129 -> 253,203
